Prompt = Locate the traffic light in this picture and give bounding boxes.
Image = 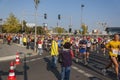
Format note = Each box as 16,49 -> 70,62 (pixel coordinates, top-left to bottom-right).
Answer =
44,13 -> 47,19
0,18 -> 2,21
58,14 -> 61,20
69,28 -> 72,33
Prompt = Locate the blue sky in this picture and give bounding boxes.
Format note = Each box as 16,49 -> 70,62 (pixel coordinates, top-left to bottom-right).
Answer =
0,0 -> 120,32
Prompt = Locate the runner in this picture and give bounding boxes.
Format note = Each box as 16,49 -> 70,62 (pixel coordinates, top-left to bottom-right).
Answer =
100,40 -> 106,56
102,33 -> 120,80
86,37 -> 92,62
79,36 -> 88,65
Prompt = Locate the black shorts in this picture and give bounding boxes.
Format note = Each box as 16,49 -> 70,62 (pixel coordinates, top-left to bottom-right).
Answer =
101,44 -> 105,48
118,55 -> 120,62
86,47 -> 91,52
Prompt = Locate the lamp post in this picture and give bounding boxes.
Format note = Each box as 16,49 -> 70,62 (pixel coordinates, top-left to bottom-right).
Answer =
34,0 -> 40,52
81,4 -> 84,34
0,18 -> 2,33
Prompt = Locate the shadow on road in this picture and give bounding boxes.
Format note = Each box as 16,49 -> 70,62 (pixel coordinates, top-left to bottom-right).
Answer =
73,58 -> 115,80
23,56 -> 29,80
44,57 -> 61,80
0,70 -> 3,80
89,77 -> 102,80
17,51 -> 30,80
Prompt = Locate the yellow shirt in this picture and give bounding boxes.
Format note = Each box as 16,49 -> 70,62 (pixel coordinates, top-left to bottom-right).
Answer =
62,38 -> 70,45
51,40 -> 58,56
106,40 -> 120,57
23,37 -> 27,43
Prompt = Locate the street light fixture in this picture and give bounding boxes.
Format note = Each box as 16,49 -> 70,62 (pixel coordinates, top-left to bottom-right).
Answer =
34,0 -> 40,52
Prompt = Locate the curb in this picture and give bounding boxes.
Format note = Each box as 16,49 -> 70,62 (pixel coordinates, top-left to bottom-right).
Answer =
0,55 -> 16,62
0,53 -> 37,62
0,43 -> 37,62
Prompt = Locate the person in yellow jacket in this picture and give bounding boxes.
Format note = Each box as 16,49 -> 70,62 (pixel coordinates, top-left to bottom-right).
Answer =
62,36 -> 70,45
22,36 -> 27,46
102,34 -> 120,79
51,36 -> 58,68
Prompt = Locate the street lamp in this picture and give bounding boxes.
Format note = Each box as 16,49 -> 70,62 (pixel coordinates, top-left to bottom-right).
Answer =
34,0 -> 40,52
81,4 -> 84,34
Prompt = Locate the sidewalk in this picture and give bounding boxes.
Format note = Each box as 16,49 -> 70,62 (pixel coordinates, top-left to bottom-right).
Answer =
0,43 -> 37,61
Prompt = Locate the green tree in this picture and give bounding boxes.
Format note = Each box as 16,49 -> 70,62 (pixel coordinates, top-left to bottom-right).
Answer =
3,13 -> 21,33
81,24 -> 88,34
37,26 -> 46,34
22,20 -> 27,32
53,27 -> 65,34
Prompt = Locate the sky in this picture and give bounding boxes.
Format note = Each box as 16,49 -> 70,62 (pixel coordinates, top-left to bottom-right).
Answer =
0,0 -> 120,32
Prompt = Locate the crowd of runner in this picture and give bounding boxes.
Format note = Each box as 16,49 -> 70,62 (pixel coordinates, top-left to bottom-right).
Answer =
1,33 -> 120,80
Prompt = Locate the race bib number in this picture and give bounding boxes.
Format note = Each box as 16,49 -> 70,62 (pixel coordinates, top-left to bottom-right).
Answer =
38,44 -> 42,48
82,44 -> 86,48
112,49 -> 118,54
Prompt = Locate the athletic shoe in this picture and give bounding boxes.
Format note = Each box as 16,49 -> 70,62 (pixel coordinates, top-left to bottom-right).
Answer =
101,68 -> 107,75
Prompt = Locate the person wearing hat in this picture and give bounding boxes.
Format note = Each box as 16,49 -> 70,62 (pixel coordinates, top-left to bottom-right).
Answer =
59,42 -> 73,80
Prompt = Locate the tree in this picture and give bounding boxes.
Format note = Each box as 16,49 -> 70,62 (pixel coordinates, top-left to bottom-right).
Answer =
3,13 -> 21,33
53,27 -> 66,34
37,26 -> 46,34
81,24 -> 88,34
22,20 -> 27,33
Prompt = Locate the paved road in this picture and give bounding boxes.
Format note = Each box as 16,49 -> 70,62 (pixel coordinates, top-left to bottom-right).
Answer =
0,43 -> 35,61
0,43 -> 116,80
0,55 -> 113,80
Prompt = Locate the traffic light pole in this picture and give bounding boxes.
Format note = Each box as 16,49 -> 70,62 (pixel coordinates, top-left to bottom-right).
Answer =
34,0 -> 40,53
34,9 -> 37,52
69,16 -> 72,33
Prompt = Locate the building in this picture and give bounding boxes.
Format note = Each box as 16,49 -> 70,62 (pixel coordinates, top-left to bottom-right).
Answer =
105,27 -> 120,34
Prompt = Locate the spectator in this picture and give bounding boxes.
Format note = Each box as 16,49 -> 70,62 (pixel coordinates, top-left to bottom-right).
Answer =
37,37 -> 43,55
50,36 -> 59,68
22,35 -> 27,46
59,42 -> 73,80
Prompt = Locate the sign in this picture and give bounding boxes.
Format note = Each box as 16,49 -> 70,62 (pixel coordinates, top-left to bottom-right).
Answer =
26,23 -> 35,27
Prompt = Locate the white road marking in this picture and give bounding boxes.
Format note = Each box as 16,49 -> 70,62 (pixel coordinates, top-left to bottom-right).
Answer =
0,55 -> 16,61
84,73 -> 93,77
71,66 -> 94,77
72,66 -> 79,70
24,55 -> 51,63
78,69 -> 85,73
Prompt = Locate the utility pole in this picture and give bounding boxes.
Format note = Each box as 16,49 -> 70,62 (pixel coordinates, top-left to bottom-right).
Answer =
21,11 -> 25,33
34,0 -> 40,53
